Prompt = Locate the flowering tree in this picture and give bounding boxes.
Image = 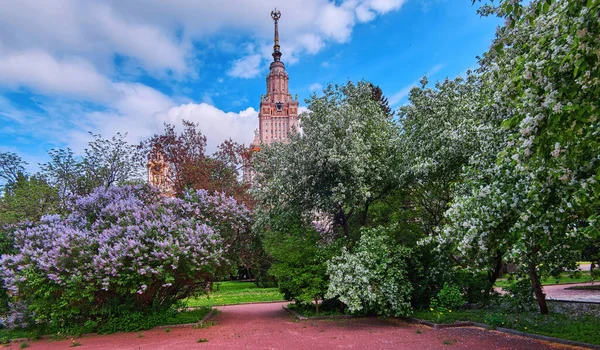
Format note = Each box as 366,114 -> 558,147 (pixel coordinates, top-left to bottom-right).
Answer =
141,121 -> 252,207
440,0 -> 599,314
0,185 -> 250,329
253,80 -> 400,239
398,73 -> 495,235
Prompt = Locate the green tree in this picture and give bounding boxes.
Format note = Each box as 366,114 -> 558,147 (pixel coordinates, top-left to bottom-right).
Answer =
441,0 -> 599,314
41,133 -> 145,206
262,214 -> 336,312
0,174 -> 59,225
0,152 -> 26,187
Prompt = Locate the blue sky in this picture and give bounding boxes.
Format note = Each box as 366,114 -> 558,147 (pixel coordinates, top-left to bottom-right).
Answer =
0,0 -> 501,173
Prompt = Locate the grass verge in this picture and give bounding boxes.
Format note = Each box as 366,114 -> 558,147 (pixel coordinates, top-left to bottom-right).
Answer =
412,305 -> 600,345
185,281 -> 284,307
495,271 -> 597,288
0,306 -> 212,343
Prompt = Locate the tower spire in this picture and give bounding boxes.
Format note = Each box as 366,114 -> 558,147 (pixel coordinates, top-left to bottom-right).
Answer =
270,8 -> 282,62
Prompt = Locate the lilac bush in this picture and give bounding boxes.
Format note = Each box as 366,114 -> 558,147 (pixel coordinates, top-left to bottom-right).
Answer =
0,185 -> 250,329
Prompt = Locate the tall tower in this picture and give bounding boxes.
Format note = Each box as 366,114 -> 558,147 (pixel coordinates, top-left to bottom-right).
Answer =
258,9 -> 299,145
244,9 -> 298,184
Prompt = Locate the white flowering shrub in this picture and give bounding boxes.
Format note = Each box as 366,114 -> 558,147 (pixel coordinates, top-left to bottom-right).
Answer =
326,226 -> 413,316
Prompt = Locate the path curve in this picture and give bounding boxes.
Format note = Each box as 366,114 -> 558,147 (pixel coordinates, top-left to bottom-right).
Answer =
24,301 -> 581,349
544,282 -> 600,303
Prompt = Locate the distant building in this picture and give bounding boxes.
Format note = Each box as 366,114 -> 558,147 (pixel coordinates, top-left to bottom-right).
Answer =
147,151 -> 175,196
243,9 -> 299,184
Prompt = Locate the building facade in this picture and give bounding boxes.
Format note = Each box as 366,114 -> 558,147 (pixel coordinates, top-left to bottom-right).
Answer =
147,151 -> 175,196
243,9 -> 298,184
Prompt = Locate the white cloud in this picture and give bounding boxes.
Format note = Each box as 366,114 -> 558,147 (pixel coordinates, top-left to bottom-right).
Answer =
93,4 -> 189,76
0,0 -> 407,86
0,1 -> 188,77
368,0 -> 406,13
53,82 -> 259,154
389,84 -> 415,106
163,104 -> 258,151
355,5 -> 376,22
228,54 -> 263,79
317,3 -> 356,43
0,51 -> 115,102
309,83 -> 323,92
0,0 -> 408,165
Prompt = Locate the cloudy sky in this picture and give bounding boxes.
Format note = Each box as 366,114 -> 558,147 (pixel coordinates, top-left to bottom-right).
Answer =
0,0 -> 500,172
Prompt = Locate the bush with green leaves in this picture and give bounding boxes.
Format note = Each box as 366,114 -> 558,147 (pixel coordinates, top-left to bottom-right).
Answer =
502,276 -> 536,312
326,226 -> 413,316
262,215 -> 338,312
0,185 -> 250,330
430,283 -> 465,311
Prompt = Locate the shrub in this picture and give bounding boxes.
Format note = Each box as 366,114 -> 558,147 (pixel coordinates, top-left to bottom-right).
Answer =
0,185 -> 250,330
265,221 -> 334,311
430,283 -> 465,310
503,276 -> 536,312
326,226 -> 413,317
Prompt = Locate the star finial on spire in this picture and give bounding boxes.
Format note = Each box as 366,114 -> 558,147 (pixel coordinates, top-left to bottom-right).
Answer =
270,9 -> 282,62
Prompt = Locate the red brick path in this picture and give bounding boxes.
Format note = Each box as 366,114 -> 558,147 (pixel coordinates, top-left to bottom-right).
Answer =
24,302 -> 577,349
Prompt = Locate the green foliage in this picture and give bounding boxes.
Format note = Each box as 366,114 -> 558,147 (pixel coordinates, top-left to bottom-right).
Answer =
253,80 -> 400,240
496,271 -> 598,288
40,133 -> 145,205
264,220 -> 336,306
0,152 -> 26,186
452,269 -> 496,304
96,307 -> 211,334
0,307 -> 210,340
428,283 -> 465,322
437,0 -> 600,314
502,276 -> 536,312
430,283 -> 465,311
0,174 -> 59,225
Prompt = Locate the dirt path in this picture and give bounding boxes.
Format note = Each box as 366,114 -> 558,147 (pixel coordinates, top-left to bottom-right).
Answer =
21,301 -> 582,349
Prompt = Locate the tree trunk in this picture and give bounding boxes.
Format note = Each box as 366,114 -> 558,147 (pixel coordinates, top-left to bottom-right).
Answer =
486,251 -> 503,295
528,262 -> 548,315
314,299 -> 319,314
360,201 -> 370,226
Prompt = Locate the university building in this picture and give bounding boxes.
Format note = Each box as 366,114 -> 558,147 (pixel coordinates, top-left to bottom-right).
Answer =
243,9 -> 299,184
149,10 -> 295,189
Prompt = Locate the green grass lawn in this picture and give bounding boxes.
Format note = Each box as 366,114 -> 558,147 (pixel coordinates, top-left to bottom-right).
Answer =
412,306 -> 600,345
0,307 -> 212,343
185,281 -> 284,308
495,271 -> 597,289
